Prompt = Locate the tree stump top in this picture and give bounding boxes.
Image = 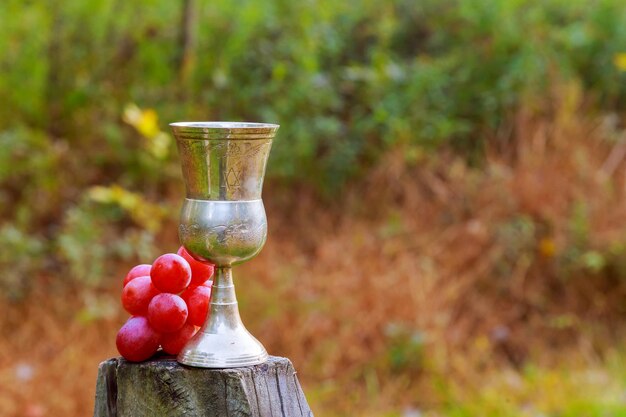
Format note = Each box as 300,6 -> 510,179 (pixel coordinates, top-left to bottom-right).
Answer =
94,355 -> 313,417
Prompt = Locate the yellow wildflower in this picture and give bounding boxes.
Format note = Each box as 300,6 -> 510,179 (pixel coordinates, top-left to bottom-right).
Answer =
613,53 -> 626,72
123,103 -> 160,138
539,237 -> 556,258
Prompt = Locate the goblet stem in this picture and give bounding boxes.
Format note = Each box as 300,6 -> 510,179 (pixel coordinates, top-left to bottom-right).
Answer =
211,267 -> 236,303
202,266 -> 243,333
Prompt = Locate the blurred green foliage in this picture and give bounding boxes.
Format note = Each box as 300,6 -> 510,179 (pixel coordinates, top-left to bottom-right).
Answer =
438,356 -> 626,417
2,0 -> 626,183
0,0 -> 625,291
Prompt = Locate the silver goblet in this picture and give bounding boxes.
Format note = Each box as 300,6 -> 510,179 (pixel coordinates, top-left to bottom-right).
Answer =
170,121 -> 278,368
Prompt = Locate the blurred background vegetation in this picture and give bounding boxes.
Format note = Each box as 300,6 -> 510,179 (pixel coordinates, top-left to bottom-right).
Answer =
1,0 -> 626,416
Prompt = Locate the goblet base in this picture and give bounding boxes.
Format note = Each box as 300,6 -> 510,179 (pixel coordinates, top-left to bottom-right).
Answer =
177,325 -> 269,368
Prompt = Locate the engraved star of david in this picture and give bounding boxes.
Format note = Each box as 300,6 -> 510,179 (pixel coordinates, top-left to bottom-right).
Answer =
225,168 -> 243,189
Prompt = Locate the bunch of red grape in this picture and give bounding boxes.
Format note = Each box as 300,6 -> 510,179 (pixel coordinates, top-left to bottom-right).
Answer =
116,246 -> 215,362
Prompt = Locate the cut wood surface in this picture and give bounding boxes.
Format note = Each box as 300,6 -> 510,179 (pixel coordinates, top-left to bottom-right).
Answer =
94,355 -> 313,417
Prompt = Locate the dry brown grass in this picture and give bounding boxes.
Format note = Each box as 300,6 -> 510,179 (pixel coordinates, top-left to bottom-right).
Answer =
1,95 -> 625,416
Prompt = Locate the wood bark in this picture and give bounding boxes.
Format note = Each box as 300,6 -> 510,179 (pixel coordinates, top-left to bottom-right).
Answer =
94,355 -> 313,417
176,0 -> 196,84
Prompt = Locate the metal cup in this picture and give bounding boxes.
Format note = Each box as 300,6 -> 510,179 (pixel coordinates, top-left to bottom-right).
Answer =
170,121 -> 278,368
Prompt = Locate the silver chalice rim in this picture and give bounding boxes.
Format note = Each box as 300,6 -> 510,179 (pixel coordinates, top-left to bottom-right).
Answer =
170,121 -> 279,140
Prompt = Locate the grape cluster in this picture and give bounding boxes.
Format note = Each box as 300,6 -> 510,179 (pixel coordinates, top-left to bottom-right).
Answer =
116,247 -> 215,362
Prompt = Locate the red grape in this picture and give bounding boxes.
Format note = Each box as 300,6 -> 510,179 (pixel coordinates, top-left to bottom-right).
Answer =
116,316 -> 160,362
177,246 -> 215,287
150,253 -> 192,293
147,293 -> 188,333
121,276 -> 160,315
123,264 -> 152,287
181,285 -> 211,327
160,323 -> 198,355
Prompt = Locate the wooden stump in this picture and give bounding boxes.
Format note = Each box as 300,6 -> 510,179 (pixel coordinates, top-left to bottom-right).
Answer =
94,355 -> 313,417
